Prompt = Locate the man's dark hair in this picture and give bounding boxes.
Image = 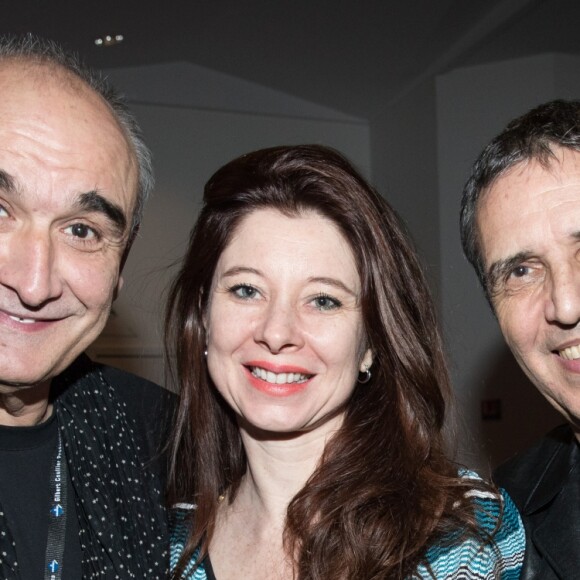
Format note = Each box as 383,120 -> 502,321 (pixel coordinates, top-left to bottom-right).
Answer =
0,33 -> 153,241
460,99 -> 580,299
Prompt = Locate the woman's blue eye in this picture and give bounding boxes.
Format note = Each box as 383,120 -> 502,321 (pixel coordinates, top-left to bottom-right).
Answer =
313,294 -> 341,311
231,284 -> 258,299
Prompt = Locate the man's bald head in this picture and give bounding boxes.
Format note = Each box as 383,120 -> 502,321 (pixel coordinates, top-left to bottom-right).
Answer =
0,34 -> 153,243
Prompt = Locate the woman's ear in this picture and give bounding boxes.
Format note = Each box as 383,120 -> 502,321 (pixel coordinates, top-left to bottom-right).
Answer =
200,290 -> 208,332
360,348 -> 373,372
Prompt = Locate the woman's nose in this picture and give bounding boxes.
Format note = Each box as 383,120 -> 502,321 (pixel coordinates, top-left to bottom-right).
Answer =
254,301 -> 304,353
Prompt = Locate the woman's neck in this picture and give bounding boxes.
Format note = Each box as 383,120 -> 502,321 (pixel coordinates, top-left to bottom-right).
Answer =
235,415 -> 343,522
210,417 -> 345,580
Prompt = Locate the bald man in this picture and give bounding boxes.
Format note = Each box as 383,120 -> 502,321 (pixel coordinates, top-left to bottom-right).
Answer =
0,35 -> 170,579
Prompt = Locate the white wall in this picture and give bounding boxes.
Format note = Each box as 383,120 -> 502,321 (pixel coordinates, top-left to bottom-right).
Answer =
370,80 -> 441,298
89,53 -> 576,470
437,54 -> 578,470
103,61 -> 363,122
88,62 -> 370,387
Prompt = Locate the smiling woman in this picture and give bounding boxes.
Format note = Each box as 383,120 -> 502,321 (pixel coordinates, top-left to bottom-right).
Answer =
165,145 -> 525,579
205,208 -> 371,436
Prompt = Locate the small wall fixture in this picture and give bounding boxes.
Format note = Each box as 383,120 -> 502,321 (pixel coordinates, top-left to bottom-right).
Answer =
94,34 -> 124,47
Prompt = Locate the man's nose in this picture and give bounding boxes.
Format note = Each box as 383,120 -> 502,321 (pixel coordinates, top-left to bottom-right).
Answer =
254,300 -> 304,354
0,227 -> 63,308
545,264 -> 580,326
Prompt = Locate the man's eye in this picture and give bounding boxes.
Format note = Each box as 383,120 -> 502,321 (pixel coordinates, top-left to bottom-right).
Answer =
0,205 -> 8,217
510,265 -> 530,278
65,223 -> 97,239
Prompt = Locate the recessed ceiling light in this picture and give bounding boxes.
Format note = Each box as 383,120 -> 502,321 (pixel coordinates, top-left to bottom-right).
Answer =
94,34 -> 124,47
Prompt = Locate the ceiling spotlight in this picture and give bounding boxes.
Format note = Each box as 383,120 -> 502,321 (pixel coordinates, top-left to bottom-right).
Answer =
94,34 -> 124,47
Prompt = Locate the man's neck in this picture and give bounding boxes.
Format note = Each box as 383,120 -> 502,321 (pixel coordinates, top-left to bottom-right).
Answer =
0,382 -> 52,427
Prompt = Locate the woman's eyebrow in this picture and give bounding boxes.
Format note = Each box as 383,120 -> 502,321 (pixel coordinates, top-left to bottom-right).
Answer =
221,266 -> 262,278
220,268 -> 357,299
307,276 -> 357,297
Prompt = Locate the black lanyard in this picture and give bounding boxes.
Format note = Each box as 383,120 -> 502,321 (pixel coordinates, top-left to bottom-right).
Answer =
44,432 -> 68,580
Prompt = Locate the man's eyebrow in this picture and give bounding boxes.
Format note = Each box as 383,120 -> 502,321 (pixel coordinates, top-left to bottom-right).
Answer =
76,191 -> 127,235
0,177 -> 128,236
486,251 -> 534,290
487,231 -> 580,290
0,169 -> 16,193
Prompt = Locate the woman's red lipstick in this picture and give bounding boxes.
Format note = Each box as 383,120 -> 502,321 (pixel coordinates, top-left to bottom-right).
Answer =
244,360 -> 313,397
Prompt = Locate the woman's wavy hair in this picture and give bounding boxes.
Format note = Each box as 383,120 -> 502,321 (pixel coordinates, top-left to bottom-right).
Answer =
166,145 -> 492,579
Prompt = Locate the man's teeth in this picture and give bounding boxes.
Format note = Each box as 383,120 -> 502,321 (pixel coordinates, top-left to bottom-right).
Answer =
250,367 -> 309,384
9,315 -> 36,324
560,345 -> 580,360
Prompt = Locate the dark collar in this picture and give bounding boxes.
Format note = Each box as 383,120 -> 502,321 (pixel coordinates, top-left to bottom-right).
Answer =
523,429 -> 579,514
49,353 -> 95,403
523,429 -> 580,578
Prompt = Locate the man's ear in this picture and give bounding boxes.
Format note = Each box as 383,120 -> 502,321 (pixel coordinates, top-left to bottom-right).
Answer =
119,224 -> 140,273
115,224 -> 138,302
113,275 -> 124,301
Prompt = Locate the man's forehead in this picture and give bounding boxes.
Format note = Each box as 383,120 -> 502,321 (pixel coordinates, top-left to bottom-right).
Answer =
477,153 -> 580,264
0,58 -> 85,96
0,59 -> 138,220
0,60 -> 128,148
483,149 -> 580,200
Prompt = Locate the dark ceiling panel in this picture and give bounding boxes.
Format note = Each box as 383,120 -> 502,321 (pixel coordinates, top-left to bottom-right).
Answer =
0,0 -> 577,118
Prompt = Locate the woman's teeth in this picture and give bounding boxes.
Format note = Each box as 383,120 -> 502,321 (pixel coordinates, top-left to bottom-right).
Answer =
250,367 -> 309,384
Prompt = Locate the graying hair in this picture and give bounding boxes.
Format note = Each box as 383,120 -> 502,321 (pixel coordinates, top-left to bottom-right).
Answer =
0,33 -> 153,240
461,99 -> 580,302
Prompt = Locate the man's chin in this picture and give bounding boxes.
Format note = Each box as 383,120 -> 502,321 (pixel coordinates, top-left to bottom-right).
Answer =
0,377 -> 53,394
0,341 -> 92,392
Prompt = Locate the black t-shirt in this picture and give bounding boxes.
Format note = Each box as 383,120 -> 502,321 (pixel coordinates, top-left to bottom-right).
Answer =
0,358 -> 175,578
0,412 -> 82,579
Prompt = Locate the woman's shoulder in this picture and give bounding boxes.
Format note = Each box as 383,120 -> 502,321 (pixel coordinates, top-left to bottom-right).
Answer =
414,470 -> 525,579
169,504 -> 208,580
168,474 -> 526,580
170,503 -> 195,542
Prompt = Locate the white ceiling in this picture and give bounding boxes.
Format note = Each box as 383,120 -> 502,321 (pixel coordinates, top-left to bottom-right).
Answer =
3,0 -> 579,118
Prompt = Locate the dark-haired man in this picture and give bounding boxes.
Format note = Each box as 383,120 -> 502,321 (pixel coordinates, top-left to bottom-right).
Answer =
0,35 -> 170,578
461,99 -> 580,579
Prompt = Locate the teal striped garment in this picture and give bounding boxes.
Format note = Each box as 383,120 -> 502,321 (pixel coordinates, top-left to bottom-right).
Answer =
170,474 -> 525,579
413,485 -> 524,579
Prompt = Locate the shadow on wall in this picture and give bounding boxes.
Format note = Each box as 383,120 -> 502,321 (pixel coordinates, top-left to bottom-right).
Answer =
472,342 -> 562,470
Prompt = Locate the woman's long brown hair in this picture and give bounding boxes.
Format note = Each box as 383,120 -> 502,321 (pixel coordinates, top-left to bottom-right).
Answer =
166,145 -> 496,579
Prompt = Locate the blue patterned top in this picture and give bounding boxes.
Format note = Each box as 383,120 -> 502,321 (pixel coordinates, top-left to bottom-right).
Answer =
170,475 -> 525,579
